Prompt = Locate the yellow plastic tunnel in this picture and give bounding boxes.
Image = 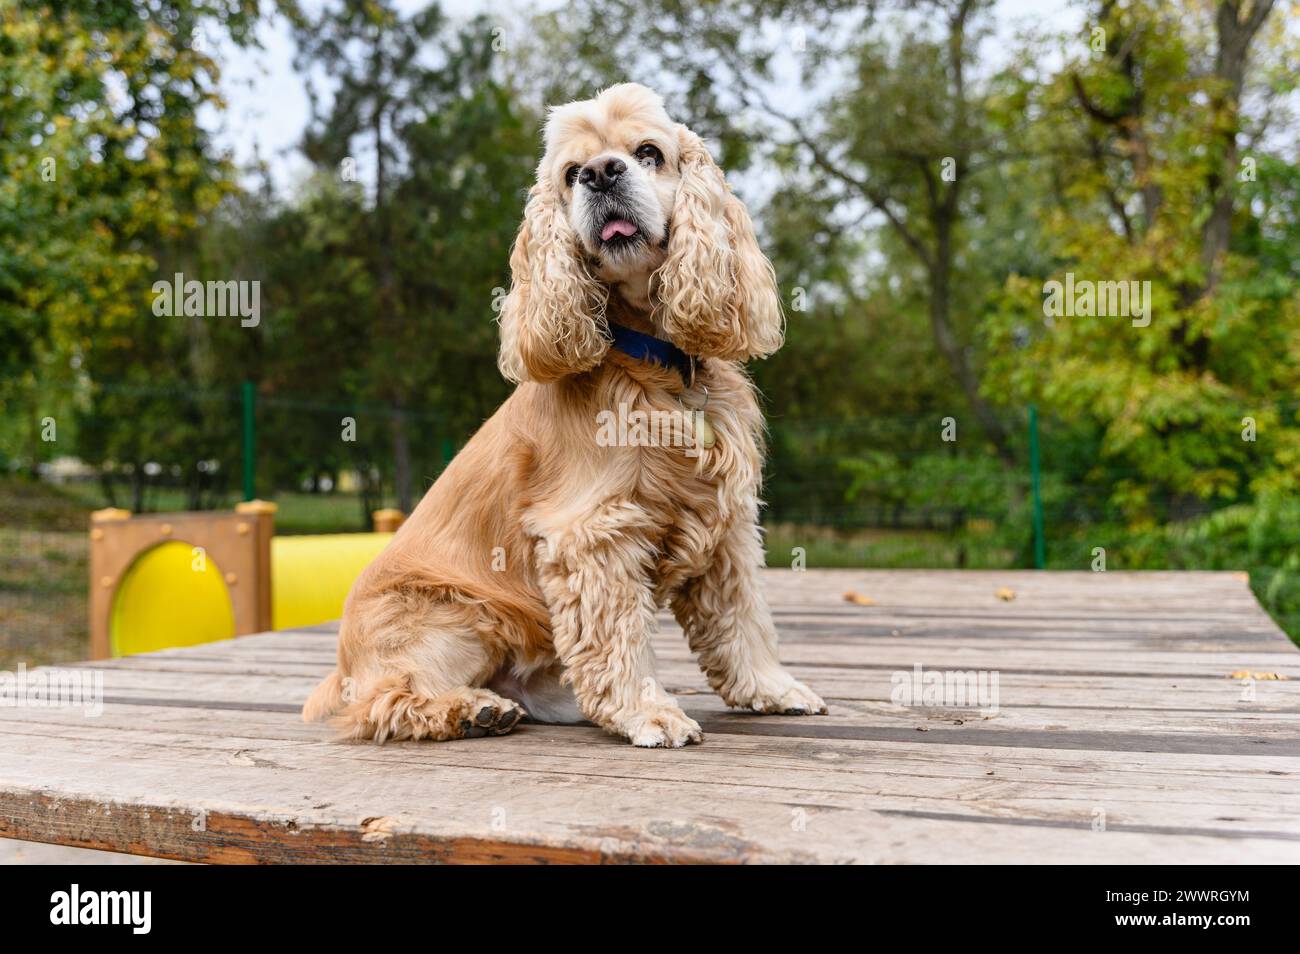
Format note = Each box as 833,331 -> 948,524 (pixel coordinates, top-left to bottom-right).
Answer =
268,533 -> 392,630
109,541 -> 236,655
109,533 -> 393,656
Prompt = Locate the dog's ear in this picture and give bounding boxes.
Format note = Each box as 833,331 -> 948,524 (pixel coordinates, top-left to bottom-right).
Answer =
654,126 -> 784,362
497,177 -> 609,384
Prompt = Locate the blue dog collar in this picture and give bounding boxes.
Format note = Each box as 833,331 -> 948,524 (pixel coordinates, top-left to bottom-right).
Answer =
606,322 -> 696,387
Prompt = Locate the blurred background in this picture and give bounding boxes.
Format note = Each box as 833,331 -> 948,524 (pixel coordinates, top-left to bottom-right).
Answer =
2,0 -> 1298,667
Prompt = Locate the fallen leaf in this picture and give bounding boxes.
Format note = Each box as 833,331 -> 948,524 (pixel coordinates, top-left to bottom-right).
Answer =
361,816 -> 396,842
1228,671 -> 1290,681
995,587 -> 1016,601
843,591 -> 877,606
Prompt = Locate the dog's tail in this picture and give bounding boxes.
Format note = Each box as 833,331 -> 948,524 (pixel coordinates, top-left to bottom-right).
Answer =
302,669 -> 347,723
329,674 -> 434,743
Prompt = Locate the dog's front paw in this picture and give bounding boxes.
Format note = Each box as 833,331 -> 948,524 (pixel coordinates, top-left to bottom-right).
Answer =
621,704 -> 704,748
734,672 -> 828,716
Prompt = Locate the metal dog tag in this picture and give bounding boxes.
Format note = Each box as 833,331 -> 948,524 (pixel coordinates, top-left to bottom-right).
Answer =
695,411 -> 716,450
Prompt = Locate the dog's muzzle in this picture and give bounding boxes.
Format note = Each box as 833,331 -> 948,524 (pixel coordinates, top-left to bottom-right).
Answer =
589,196 -> 647,251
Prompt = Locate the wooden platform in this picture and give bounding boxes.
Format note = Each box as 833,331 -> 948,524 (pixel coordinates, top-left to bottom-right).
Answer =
2,570 -> 1299,864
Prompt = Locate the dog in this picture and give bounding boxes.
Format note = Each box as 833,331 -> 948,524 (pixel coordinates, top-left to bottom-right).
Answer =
303,83 -> 826,747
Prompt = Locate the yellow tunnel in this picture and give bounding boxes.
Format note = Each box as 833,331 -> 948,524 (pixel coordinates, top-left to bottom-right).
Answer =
109,533 -> 393,657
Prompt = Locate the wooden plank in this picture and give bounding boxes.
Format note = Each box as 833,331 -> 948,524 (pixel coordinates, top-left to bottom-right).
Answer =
1,724 -> 1298,863
1,570 -> 1298,863
7,722 -> 1300,868
5,691 -> 1300,762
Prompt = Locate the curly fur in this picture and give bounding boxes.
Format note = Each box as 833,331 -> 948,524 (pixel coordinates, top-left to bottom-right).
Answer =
305,83 -> 825,748
497,180 -> 611,383
654,127 -> 785,360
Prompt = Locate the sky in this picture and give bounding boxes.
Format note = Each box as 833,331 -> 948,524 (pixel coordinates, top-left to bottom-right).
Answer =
209,0 -> 1083,195
208,0 -> 531,194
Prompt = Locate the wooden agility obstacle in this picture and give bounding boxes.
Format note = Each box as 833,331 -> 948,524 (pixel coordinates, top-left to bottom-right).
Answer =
87,502 -> 404,659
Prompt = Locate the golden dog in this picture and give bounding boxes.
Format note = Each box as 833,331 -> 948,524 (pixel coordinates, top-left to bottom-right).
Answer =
304,83 -> 826,747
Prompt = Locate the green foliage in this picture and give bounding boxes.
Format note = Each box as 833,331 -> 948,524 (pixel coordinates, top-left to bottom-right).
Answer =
843,450 -> 1019,517
2,1 -> 535,515
1040,493 -> 1300,643
980,0 -> 1300,525
0,0 -> 260,481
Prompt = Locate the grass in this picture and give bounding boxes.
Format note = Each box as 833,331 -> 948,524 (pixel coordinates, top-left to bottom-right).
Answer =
55,483 -> 389,534
762,523 -> 1018,569
0,479 -> 91,669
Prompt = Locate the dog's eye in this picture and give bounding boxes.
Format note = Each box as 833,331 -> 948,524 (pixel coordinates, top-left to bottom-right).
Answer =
634,143 -> 663,168
564,164 -> 581,188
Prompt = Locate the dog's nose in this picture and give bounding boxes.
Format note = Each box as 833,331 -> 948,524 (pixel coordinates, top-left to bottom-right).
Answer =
579,157 -> 626,193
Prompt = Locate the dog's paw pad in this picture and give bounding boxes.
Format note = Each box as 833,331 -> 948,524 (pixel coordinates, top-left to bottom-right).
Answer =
455,691 -> 526,739
494,706 -> 523,732
457,717 -> 488,739
487,704 -> 526,735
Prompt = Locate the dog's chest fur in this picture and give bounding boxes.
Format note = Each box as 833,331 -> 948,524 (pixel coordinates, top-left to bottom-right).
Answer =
593,360 -> 765,601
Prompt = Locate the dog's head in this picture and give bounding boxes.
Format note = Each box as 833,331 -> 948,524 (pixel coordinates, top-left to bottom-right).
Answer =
498,83 -> 783,384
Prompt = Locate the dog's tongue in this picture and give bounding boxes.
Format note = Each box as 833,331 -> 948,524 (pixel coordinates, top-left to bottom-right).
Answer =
601,219 -> 637,241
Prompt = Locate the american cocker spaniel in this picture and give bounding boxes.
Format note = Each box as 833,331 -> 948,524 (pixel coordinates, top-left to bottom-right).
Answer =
304,83 -> 827,747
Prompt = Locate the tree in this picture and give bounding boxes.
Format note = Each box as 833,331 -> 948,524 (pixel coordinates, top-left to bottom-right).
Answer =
0,0 -> 261,489
982,0 -> 1299,522
286,1 -> 536,511
288,0 -> 448,512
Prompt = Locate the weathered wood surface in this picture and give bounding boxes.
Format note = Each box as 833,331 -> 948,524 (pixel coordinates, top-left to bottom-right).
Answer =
2,570 -> 1299,864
